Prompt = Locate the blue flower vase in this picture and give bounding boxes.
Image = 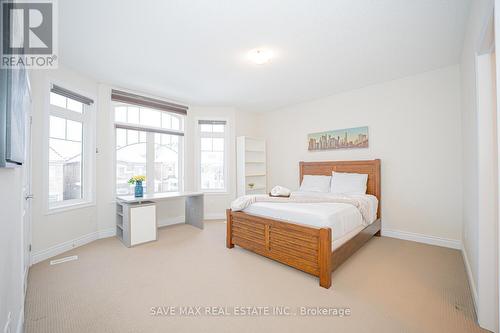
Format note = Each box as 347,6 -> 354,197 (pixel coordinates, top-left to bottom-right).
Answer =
134,181 -> 144,197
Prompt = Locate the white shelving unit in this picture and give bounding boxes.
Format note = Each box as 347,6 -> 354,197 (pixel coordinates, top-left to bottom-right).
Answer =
237,136 -> 267,196
116,200 -> 157,247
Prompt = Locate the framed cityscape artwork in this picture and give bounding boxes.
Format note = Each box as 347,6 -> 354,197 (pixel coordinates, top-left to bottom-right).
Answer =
308,126 -> 369,151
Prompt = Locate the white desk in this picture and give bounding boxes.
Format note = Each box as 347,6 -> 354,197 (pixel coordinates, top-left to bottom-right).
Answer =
116,192 -> 204,247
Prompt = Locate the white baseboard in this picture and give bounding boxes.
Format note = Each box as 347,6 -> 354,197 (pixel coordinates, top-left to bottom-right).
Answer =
158,214 -> 225,227
204,213 -> 226,220
98,227 -> 116,238
382,228 -> 461,249
31,227 -> 118,265
31,231 -> 100,265
16,305 -> 24,333
461,245 -> 478,313
158,216 -> 185,227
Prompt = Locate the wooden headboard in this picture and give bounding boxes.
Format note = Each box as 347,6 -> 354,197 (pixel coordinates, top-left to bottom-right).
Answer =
299,159 -> 381,217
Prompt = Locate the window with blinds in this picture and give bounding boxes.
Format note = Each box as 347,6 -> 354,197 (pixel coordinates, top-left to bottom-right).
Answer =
112,90 -> 187,195
198,120 -> 227,192
48,85 -> 94,209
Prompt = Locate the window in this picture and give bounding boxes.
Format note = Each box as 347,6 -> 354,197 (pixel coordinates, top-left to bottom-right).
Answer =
47,86 -> 94,210
154,133 -> 180,192
115,127 -> 148,195
114,105 -> 184,195
198,120 -> 227,192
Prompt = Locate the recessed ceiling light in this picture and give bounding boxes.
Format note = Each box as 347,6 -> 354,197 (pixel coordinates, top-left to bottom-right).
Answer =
248,48 -> 274,65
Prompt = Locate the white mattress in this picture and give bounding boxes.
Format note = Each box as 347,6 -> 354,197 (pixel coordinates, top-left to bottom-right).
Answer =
332,225 -> 365,250
242,194 -> 378,247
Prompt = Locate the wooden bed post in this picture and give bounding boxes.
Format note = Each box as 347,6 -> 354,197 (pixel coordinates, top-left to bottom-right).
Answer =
318,228 -> 332,288
226,209 -> 234,248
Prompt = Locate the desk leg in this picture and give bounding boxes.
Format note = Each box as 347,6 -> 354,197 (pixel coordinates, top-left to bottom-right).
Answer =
186,195 -> 204,229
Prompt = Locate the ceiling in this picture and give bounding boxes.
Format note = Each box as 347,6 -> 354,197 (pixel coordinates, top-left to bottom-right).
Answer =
59,0 -> 471,112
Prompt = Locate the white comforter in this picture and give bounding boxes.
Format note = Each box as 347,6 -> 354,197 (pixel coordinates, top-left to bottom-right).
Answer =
231,191 -> 375,225
231,192 -> 378,242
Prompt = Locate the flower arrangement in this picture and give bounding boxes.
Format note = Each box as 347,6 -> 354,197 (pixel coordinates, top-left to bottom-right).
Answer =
128,175 -> 146,185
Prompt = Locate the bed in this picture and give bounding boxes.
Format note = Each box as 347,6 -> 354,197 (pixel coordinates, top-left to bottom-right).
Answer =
226,159 -> 381,288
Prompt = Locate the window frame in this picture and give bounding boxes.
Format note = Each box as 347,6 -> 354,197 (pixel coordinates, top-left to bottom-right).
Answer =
195,117 -> 229,194
113,103 -> 185,196
44,81 -> 96,214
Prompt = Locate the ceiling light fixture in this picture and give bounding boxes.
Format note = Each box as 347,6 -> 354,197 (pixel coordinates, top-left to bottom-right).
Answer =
248,48 -> 274,65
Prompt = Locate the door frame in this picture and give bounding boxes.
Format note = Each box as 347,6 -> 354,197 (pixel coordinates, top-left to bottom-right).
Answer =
474,3 -> 500,332
495,2 -> 500,331
21,70 -> 33,296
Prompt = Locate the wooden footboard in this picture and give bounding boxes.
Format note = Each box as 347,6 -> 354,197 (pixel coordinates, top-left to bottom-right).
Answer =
226,209 -> 332,288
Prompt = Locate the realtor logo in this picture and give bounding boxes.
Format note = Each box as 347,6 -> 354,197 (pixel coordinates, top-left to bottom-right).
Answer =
1,0 -> 58,68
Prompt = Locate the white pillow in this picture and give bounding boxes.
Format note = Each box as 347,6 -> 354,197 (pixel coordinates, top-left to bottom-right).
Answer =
299,175 -> 331,193
330,171 -> 368,195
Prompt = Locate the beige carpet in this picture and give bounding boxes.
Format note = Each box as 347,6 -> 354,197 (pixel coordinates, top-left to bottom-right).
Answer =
25,221 -> 487,333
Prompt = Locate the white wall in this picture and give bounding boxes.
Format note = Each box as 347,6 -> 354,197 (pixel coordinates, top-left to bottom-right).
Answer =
235,109 -> 261,138
95,84 -> 117,234
0,168 -> 25,333
258,65 -> 463,243
461,0 -> 494,301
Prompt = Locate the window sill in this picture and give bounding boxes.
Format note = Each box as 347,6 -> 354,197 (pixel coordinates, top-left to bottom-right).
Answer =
46,200 -> 95,215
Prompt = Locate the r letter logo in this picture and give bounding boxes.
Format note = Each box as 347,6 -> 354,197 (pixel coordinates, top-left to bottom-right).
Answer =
1,0 -> 58,68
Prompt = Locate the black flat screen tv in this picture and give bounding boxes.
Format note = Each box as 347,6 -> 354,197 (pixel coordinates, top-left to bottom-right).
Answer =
0,65 -> 30,167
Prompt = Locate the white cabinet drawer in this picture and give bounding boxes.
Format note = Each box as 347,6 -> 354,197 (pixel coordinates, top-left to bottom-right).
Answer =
130,204 -> 157,246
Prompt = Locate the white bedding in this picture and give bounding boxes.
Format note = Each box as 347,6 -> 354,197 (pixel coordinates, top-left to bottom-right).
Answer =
242,194 -> 378,244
